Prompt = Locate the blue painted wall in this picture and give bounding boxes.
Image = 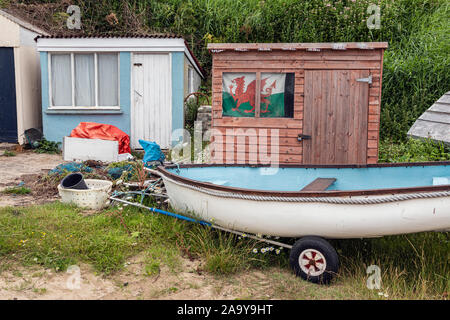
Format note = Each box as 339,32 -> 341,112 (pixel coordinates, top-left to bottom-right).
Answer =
40,52 -> 131,143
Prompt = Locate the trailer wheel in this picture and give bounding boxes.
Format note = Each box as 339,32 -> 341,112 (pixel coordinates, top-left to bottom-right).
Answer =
289,236 -> 339,284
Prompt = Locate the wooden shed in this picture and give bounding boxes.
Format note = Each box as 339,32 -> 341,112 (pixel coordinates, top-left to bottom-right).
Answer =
207,42 -> 388,165
0,10 -> 48,143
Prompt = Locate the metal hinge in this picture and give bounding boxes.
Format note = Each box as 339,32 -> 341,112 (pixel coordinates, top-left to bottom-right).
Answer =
356,75 -> 372,84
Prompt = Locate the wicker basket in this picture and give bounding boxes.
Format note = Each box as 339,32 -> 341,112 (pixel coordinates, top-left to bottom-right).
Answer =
58,179 -> 113,210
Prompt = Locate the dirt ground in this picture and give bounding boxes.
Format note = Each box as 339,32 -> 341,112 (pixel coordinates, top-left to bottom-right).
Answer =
0,144 -> 63,207
0,255 -> 287,300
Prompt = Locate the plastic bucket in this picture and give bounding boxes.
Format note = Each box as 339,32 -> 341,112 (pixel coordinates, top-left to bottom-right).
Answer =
61,173 -> 88,190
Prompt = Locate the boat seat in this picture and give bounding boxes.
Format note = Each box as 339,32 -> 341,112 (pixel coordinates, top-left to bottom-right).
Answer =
301,178 -> 336,191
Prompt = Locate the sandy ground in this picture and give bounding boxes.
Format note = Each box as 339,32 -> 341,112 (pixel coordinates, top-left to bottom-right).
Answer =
0,255 -> 284,300
0,144 -> 63,207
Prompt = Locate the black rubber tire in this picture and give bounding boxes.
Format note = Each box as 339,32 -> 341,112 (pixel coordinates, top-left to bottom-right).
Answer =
289,236 -> 339,284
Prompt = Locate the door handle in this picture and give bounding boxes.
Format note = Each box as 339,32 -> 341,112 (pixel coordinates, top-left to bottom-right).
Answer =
298,134 -> 311,142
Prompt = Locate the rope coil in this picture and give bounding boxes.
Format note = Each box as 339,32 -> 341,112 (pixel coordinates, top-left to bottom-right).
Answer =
162,174 -> 450,205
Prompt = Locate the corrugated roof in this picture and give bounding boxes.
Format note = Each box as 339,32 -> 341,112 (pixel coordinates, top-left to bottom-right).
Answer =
408,91 -> 450,146
35,33 -> 183,40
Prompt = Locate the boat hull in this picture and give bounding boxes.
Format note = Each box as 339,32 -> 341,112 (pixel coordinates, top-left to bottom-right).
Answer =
161,175 -> 450,239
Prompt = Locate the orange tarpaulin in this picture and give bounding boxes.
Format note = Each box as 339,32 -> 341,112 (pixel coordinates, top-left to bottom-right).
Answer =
70,122 -> 131,154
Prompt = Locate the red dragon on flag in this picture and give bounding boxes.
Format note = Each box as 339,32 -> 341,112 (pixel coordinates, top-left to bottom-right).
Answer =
228,76 -> 276,113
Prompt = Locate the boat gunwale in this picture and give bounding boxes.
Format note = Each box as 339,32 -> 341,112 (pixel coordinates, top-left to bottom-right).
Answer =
156,162 -> 450,198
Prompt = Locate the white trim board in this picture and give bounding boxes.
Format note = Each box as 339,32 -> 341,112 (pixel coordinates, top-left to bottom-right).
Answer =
36,37 -> 203,76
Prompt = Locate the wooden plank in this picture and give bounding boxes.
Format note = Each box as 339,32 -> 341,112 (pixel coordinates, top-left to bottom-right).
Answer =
304,61 -> 380,70
419,111 -> 450,124
407,119 -> 450,145
302,70 -> 314,164
437,93 -> 450,104
207,42 -> 389,50
214,60 -> 304,69
368,139 -> 378,149
368,122 -> 379,131
211,136 -> 301,147
368,130 -> 378,140
213,53 -> 381,62
255,72 -> 261,118
214,117 -> 303,128
368,105 -> 379,115
224,145 -> 302,155
367,148 -> 378,157
215,60 -> 380,70
213,127 -> 302,137
214,68 -> 302,73
336,70 -> 350,164
322,70 -> 332,164
429,102 -> 450,113
301,178 -> 337,191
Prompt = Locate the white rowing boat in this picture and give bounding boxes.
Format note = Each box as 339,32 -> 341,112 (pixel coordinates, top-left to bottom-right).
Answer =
155,162 -> 450,283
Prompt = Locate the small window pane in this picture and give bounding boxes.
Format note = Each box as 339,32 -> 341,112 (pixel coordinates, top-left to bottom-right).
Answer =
222,73 -> 256,117
260,73 -> 294,118
98,53 -> 119,106
74,53 -> 95,106
51,54 -> 72,106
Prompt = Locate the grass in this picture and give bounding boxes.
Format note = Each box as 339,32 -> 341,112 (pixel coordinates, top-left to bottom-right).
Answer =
0,198 -> 448,299
2,150 -> 16,157
2,187 -> 31,195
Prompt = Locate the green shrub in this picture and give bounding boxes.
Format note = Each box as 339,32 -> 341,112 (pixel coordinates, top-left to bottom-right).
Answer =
35,138 -> 61,154
379,138 -> 450,163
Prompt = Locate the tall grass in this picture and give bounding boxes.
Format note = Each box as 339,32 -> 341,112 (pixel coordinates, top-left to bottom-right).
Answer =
333,233 -> 449,298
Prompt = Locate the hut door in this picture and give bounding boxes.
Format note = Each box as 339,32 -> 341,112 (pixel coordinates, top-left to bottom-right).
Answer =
0,48 -> 17,143
303,70 -> 369,164
131,53 -> 172,149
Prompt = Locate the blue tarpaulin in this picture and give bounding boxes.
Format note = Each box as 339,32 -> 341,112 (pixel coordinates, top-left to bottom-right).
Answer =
139,139 -> 165,167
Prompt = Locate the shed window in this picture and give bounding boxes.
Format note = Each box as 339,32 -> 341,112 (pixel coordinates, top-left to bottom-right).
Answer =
260,73 -> 294,118
222,72 -> 294,118
222,73 -> 256,117
49,53 -> 119,109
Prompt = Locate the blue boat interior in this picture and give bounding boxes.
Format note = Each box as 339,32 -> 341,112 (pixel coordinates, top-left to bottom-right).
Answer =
167,165 -> 450,191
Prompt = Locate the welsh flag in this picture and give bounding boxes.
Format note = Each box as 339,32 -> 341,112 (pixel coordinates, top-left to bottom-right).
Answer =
222,73 -> 294,118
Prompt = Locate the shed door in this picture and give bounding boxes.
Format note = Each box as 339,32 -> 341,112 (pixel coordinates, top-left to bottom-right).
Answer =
303,70 -> 369,164
131,53 -> 171,149
0,48 -> 17,143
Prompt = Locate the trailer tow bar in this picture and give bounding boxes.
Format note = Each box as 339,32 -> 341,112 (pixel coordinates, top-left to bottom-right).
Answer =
109,195 -> 292,249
